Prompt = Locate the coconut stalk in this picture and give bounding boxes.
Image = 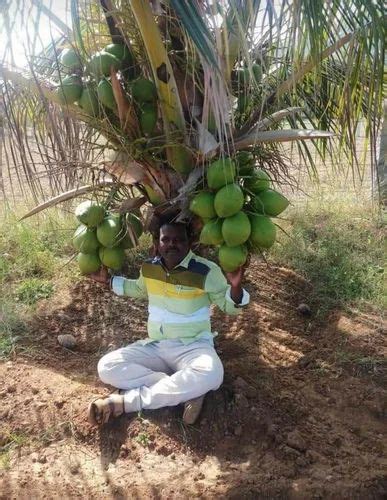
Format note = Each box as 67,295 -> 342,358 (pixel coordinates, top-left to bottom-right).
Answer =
129,0 -> 193,176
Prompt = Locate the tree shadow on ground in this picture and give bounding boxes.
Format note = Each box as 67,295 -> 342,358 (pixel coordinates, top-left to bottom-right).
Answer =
6,259 -> 386,498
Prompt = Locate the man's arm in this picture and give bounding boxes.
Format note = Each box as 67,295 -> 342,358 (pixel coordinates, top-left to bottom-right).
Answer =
205,263 -> 249,314
88,266 -> 147,299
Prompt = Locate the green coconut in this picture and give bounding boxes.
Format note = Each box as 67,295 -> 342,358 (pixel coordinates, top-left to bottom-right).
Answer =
132,78 -> 157,103
237,94 -> 249,114
200,219 -> 224,246
252,189 -> 289,216
97,79 -> 116,110
73,225 -> 100,253
244,169 -> 271,193
218,244 -> 248,272
189,192 -> 216,219
118,227 -> 136,249
59,48 -> 82,73
105,43 -> 133,73
55,75 -> 83,105
99,246 -> 125,270
87,51 -> 121,77
252,63 -> 262,83
207,157 -> 236,190
96,216 -> 123,248
214,183 -> 244,218
140,103 -> 157,135
235,151 -> 255,176
236,68 -> 250,87
78,87 -> 100,116
77,252 -> 101,274
222,211 -> 251,247
117,214 -> 142,249
249,214 -> 277,249
75,201 -> 106,228
128,213 -> 143,238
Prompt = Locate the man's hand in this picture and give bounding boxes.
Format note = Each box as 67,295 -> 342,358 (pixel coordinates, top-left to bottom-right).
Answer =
225,266 -> 245,289
88,265 -> 110,286
225,257 -> 249,304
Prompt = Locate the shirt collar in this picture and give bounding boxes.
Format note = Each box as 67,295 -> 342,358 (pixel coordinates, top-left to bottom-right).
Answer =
176,250 -> 194,269
153,250 -> 194,270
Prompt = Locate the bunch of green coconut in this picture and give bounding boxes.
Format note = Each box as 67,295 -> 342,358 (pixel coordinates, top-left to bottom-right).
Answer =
189,152 -> 289,272
73,200 -> 143,275
54,45 -> 158,136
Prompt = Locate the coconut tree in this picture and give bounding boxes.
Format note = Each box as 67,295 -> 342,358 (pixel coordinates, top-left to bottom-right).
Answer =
0,0 -> 385,268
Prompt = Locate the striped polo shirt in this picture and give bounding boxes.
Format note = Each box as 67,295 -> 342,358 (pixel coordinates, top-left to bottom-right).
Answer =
111,250 -> 249,344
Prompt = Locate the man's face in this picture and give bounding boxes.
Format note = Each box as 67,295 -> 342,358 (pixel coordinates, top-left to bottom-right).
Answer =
157,224 -> 190,269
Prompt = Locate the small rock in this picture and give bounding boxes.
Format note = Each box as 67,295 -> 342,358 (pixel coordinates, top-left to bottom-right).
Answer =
6,385 -> 16,393
233,377 -> 257,399
31,387 -> 39,395
298,354 -> 316,369
57,334 -> 77,349
234,393 -> 249,409
297,303 -> 312,317
38,455 -> 47,464
296,455 -> 309,467
54,400 -> 65,409
286,430 -> 307,452
234,425 -> 243,436
281,444 -> 301,458
0,409 -> 9,419
69,463 -> 80,475
267,423 -> 279,438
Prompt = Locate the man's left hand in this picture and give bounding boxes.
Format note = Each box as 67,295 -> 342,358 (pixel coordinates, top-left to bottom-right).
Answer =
225,265 -> 245,289
225,258 -> 249,304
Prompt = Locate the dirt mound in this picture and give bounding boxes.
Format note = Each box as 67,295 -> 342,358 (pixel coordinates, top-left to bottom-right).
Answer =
1,260 -> 386,498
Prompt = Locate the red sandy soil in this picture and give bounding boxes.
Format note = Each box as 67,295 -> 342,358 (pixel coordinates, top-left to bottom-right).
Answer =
0,260 -> 386,499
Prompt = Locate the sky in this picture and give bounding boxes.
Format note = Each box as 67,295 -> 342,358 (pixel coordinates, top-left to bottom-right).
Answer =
0,0 -> 71,69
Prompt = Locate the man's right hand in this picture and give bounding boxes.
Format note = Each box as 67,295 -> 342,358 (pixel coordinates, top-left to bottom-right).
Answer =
89,265 -> 110,286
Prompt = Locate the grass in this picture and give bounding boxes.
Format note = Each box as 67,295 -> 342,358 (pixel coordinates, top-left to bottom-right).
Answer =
135,431 -> 151,447
270,195 -> 385,315
335,350 -> 386,376
0,207 -> 77,357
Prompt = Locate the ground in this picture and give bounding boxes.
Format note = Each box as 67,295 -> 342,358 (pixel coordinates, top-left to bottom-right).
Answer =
0,259 -> 386,499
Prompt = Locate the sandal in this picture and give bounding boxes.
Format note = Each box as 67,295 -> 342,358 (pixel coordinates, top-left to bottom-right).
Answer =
87,393 -> 125,426
183,395 -> 205,425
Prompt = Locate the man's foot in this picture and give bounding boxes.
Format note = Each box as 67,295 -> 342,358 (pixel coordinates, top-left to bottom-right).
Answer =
87,393 -> 125,426
183,395 -> 205,425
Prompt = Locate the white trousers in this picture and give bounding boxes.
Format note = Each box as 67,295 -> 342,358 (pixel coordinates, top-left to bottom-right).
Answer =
97,337 -> 224,413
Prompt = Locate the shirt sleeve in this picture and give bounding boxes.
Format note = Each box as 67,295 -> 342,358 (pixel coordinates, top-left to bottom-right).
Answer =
205,264 -> 250,315
111,269 -> 147,299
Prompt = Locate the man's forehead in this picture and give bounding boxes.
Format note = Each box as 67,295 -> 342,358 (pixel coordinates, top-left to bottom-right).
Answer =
160,224 -> 188,238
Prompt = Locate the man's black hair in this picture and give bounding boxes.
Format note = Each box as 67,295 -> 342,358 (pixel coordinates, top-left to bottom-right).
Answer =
149,210 -> 195,242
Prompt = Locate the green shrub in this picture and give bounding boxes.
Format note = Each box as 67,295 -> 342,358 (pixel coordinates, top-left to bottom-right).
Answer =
15,278 -> 54,305
0,210 -> 75,283
0,300 -> 28,358
271,200 -> 384,313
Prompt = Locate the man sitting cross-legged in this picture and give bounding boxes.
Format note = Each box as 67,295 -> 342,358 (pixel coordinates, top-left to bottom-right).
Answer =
87,214 -> 249,426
